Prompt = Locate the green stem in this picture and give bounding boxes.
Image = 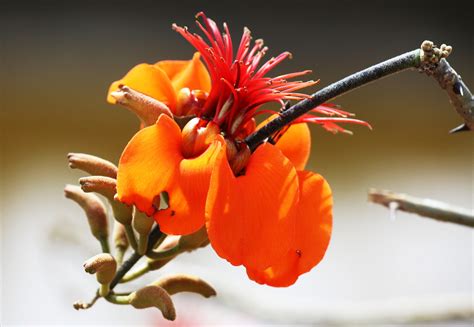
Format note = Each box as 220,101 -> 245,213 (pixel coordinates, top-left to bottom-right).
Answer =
120,264 -> 150,283
124,224 -> 138,251
115,246 -> 125,265
137,234 -> 149,255
99,238 -> 110,254
146,244 -> 181,260
105,293 -> 131,305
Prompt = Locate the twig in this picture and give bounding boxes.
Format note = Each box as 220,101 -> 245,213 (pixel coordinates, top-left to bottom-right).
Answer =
417,41 -> 473,132
368,188 -> 474,228
433,59 -> 473,132
245,40 -> 473,151
109,225 -> 163,290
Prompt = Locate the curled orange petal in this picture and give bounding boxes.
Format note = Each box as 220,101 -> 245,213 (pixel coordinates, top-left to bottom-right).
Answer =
155,52 -> 211,93
258,116 -> 311,170
206,143 -> 299,271
107,64 -> 177,110
117,114 -> 224,235
247,170 -> 332,286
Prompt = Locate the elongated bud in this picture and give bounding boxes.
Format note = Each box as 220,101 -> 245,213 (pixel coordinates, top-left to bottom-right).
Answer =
178,226 -> 209,252
113,222 -> 128,264
113,222 -> 129,249
67,153 -> 117,178
83,253 -> 116,296
133,209 -> 154,255
110,84 -> 173,126
175,88 -> 207,117
229,144 -> 251,176
79,176 -> 132,225
181,118 -> 220,158
64,185 -> 108,241
129,286 -> 176,321
151,274 -> 216,298
147,257 -> 174,271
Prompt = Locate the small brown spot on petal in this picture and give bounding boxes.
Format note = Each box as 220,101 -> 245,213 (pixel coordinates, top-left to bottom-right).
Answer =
296,249 -> 302,257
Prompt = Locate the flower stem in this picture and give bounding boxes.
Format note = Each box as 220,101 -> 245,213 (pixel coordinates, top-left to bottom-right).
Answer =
119,264 -> 150,283
244,49 -> 421,151
105,293 -> 131,305
124,224 -> 138,251
109,225 -> 163,290
99,238 -> 110,254
146,244 -> 181,260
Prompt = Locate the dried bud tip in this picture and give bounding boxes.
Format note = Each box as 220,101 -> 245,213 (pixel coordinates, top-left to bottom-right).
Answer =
79,176 -> 117,200
129,286 -> 176,321
67,153 -> 117,178
110,85 -> 173,126
152,274 -> 216,298
83,253 -> 116,274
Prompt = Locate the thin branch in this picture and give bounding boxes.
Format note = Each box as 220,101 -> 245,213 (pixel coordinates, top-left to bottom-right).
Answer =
368,188 -> 474,228
109,225 -> 163,290
433,59 -> 473,132
244,49 -> 421,150
245,40 -> 473,151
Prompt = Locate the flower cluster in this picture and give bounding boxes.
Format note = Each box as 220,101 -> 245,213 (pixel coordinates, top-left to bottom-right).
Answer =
104,12 -> 371,287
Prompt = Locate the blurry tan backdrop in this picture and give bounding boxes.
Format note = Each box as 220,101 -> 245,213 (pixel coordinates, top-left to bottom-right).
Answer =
1,0 -> 472,325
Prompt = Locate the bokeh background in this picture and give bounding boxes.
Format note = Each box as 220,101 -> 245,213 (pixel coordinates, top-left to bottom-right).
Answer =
1,0 -> 472,325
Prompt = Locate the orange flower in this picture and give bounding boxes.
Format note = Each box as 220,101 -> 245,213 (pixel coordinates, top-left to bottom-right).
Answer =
108,12 -> 369,286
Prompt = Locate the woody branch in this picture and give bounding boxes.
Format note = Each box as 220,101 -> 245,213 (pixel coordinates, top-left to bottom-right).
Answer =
368,188 -> 474,228
245,40 -> 473,151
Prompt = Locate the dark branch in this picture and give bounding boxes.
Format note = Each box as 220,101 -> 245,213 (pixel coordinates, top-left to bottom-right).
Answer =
245,49 -> 421,150
109,225 -> 163,290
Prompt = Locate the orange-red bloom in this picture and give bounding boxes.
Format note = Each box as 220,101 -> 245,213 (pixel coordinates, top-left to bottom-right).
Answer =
107,12 -> 369,286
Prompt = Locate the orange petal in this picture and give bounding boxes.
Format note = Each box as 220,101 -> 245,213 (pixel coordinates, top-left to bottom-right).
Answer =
155,52 -> 211,93
107,64 -> 177,110
257,117 -> 311,170
247,170 -> 332,287
117,115 -> 182,216
155,136 -> 224,235
206,143 -> 299,272
117,114 -> 225,235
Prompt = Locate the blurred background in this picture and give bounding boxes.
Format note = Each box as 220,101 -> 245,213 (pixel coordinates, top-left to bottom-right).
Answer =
1,0 -> 472,325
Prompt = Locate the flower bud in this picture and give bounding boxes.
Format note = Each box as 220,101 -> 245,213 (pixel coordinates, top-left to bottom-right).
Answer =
113,222 -> 129,264
83,253 -> 116,296
129,285 -> 176,321
133,209 -> 154,255
229,144 -> 251,176
151,274 -> 216,298
64,185 -> 109,241
175,87 -> 207,117
79,176 -> 133,225
113,222 -> 129,250
225,138 -> 238,162
110,84 -> 173,126
147,257 -> 173,271
181,118 -> 220,158
178,226 -> 209,252
67,153 -> 117,178
83,253 -> 117,283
